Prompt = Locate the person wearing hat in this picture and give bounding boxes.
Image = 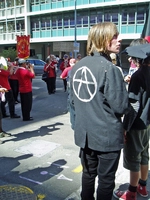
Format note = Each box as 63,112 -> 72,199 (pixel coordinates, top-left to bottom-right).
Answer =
0,59 -> 20,119
60,54 -> 70,92
15,59 -> 35,121
76,53 -> 82,63
113,42 -> 150,200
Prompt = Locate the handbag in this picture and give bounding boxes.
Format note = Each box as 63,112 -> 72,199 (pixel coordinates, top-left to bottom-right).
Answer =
42,71 -> 49,81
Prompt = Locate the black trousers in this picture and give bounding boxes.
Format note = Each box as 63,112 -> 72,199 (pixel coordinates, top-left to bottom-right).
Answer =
62,78 -> 67,91
20,92 -> 32,120
9,79 -> 19,101
1,89 -> 15,116
46,77 -> 56,94
80,147 -> 121,200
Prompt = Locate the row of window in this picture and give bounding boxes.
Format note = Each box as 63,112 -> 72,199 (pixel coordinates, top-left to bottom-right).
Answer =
31,6 -> 145,30
0,5 -> 146,34
0,19 -> 24,33
0,0 -> 24,9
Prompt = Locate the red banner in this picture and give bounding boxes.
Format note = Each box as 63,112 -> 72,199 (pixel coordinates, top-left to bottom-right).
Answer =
16,35 -> 30,59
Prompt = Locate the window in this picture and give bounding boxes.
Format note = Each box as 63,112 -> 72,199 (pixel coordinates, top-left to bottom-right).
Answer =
137,7 -> 145,24
64,14 -> 69,28
122,8 -> 127,25
128,8 -> 135,24
77,13 -> 82,27
111,8 -> 118,25
52,16 -> 57,29
97,11 -> 103,23
16,20 -> 25,31
70,13 -> 74,27
82,12 -> 88,27
104,10 -> 111,22
58,16 -> 62,28
90,11 -> 97,25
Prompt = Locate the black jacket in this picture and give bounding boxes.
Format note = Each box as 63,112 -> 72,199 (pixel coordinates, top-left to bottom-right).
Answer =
70,52 -> 129,152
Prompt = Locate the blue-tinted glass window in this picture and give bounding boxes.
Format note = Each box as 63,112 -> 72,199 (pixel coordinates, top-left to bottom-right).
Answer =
137,7 -> 145,24
58,17 -> 62,28
90,11 -> 97,25
122,9 -> 127,24
77,13 -> 82,27
111,9 -> 118,25
97,11 -> 103,23
52,16 -> 57,29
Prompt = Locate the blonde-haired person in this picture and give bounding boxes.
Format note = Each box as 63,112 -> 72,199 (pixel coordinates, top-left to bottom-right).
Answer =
70,22 -> 129,200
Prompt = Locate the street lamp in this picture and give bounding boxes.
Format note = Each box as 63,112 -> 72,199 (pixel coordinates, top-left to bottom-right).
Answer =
74,0 -> 77,59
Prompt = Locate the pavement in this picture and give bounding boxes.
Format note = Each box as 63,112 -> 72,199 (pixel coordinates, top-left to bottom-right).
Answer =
0,75 -> 150,200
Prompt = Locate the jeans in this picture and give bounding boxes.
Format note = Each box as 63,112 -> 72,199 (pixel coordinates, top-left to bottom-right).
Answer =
80,147 -> 121,200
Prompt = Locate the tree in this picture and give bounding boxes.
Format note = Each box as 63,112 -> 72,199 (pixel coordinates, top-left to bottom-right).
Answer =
0,47 -> 17,61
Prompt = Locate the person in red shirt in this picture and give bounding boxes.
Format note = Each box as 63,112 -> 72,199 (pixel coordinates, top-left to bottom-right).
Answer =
9,57 -> 20,104
44,55 -> 57,94
60,58 -> 76,80
15,59 -> 35,121
60,54 -> 70,92
0,63 -> 20,118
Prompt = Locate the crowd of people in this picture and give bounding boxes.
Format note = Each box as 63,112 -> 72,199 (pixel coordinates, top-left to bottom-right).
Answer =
0,21 -> 150,200
0,52 -> 82,140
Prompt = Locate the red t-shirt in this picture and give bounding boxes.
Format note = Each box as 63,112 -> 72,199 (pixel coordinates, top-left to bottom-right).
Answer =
60,66 -> 72,79
15,67 -> 35,93
60,60 -> 70,72
44,62 -> 56,78
0,69 -> 11,90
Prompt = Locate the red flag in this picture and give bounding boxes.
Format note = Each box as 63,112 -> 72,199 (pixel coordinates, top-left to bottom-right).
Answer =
141,6 -> 150,43
16,35 -> 30,58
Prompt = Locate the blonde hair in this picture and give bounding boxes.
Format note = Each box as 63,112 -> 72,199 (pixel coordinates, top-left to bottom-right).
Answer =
87,22 -> 119,55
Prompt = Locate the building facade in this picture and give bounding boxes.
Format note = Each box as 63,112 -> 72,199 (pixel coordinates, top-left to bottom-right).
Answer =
0,0 -> 149,67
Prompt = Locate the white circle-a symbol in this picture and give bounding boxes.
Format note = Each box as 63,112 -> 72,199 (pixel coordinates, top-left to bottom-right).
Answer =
73,66 -> 97,102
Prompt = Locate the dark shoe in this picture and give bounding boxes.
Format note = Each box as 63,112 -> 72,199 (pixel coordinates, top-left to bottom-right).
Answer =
15,100 -> 20,104
3,114 -> 10,118
23,117 -> 33,121
0,140 -> 4,144
0,131 -> 11,138
11,114 -> 20,118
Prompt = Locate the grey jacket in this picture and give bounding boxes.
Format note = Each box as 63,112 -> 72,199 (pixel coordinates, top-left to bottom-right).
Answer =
70,52 -> 129,152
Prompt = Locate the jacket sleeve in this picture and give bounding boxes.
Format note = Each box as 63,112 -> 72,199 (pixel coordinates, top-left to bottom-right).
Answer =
104,65 -> 129,115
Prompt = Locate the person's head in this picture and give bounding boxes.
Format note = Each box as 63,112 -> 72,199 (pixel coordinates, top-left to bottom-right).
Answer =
63,54 -> 69,60
87,22 -> 121,56
69,58 -> 76,67
77,54 -> 82,60
129,38 -> 148,67
18,59 -> 27,68
46,56 -> 50,64
130,38 -> 148,47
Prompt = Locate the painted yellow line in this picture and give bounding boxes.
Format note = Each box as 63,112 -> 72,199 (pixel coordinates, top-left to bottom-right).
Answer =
72,165 -> 82,173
